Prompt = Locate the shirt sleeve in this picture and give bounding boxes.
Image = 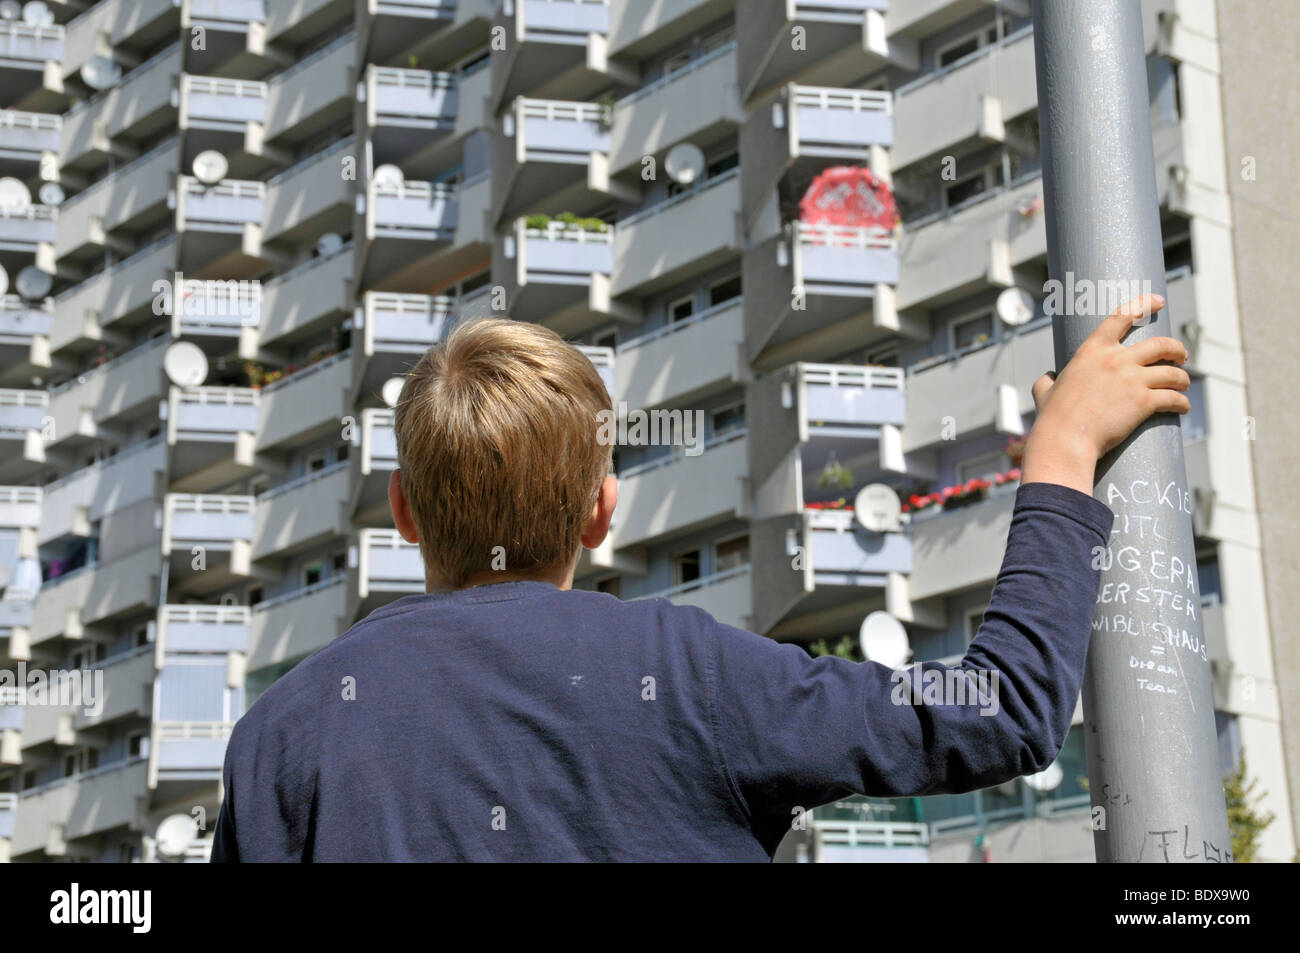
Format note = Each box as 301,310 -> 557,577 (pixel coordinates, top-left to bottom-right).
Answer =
708,481 -> 1114,829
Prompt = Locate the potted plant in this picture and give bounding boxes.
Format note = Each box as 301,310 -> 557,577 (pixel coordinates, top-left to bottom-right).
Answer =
1005,435 -> 1027,468
817,452 -> 853,491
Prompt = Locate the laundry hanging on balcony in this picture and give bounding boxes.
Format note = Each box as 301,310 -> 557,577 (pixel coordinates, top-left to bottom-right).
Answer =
798,166 -> 899,239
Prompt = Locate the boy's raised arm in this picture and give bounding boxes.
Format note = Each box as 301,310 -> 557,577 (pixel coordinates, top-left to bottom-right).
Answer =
708,294 -> 1190,831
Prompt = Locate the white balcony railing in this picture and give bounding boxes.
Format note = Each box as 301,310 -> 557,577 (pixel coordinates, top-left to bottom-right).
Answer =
524,220 -> 613,243
794,85 -> 892,115
796,221 -> 897,249
518,98 -> 605,123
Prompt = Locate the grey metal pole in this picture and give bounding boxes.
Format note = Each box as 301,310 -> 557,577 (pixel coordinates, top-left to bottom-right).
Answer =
1032,2 -> 1231,862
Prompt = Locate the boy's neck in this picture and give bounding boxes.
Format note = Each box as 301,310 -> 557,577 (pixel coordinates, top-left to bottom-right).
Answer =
426,564 -> 575,594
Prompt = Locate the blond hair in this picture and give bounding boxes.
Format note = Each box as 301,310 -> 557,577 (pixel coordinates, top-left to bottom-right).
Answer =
393,318 -> 612,587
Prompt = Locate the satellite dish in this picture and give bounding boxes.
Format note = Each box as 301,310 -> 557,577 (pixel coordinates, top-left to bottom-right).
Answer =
192,150 -> 229,185
154,813 -> 199,861
373,164 -> 404,188
0,177 -> 32,213
0,1 -> 20,20
664,143 -> 705,185
38,181 -> 64,206
22,1 -> 50,26
15,266 -> 52,301
163,341 -> 209,387
80,56 -> 123,91
316,232 -> 343,257
1023,760 -> 1065,793
859,611 -> 911,669
0,264 -> 7,298
381,376 -> 405,408
853,483 -> 902,533
996,287 -> 1036,327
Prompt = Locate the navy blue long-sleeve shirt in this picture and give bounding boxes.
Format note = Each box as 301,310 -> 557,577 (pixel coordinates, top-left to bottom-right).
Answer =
212,481 -> 1113,861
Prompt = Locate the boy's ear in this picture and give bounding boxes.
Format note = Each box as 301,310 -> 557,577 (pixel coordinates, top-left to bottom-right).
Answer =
389,470 -> 420,544
579,475 -> 618,551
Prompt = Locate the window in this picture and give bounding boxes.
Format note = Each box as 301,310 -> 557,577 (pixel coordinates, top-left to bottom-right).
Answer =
715,535 -> 749,572
662,49 -> 691,76
708,274 -> 741,308
336,441 -> 350,462
305,452 -> 327,474
128,732 -> 148,758
935,14 -> 1013,68
332,552 -> 347,573
673,550 -> 702,587
965,607 -> 987,643
134,625 -> 150,648
944,162 -> 1004,209
303,563 -> 323,587
249,474 -> 269,497
957,450 -> 1008,484
248,584 -> 263,608
668,294 -> 694,325
594,329 -> 618,350
711,402 -> 745,438
706,151 -> 739,179
596,576 -> 621,598
866,346 -> 899,367
951,311 -> 994,351
119,843 -> 141,863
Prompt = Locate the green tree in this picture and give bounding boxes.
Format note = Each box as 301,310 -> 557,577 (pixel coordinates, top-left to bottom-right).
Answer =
1224,750 -> 1274,863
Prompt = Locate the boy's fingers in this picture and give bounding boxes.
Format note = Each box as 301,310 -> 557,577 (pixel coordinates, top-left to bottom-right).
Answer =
1141,364 -> 1191,391
1097,293 -> 1166,343
1031,371 -> 1056,410
1148,389 -> 1192,416
1127,335 -> 1188,366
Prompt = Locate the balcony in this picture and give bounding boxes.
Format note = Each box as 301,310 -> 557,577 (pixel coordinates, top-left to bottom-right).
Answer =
748,360 -> 906,546
354,292 -> 456,402
361,0 -> 462,65
616,298 -> 745,410
255,351 -> 352,452
355,528 -> 424,614
59,45 -> 181,170
258,242 -> 352,350
149,721 -> 234,786
576,344 -> 614,399
261,31 -> 356,144
157,603 -> 250,654
806,508 -> 913,584
46,335 -> 169,453
611,431 -> 748,550
166,386 -> 259,491
612,168 -> 742,297
10,758 -> 147,859
0,204 -> 56,250
248,575 -> 348,671
259,137 -> 354,246
51,237 -> 174,350
37,437 -> 166,546
493,98 -> 613,225
179,75 -> 268,132
170,274 -> 261,344
496,218 -> 614,331
30,543 -> 160,647
0,295 -> 51,378
181,0 -> 269,74
744,222 -> 899,364
358,180 -> 460,289
61,0 -> 174,83
54,138 -> 178,263
252,461 -> 349,561
366,67 -> 458,167
352,408 -> 397,524
905,318 -> 1052,454
173,177 -> 268,277
491,0 -> 616,110
909,480 -> 1018,601
0,388 -> 47,482
640,565 -> 753,632
78,645 -> 156,730
610,41 -> 742,175
896,173 -> 1045,312
162,493 -> 254,594
0,486 -> 41,530
740,85 -> 892,228
737,0 -> 889,101
0,22 -> 65,109
0,109 -> 60,161
893,24 -> 1034,170
607,0 -> 731,59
